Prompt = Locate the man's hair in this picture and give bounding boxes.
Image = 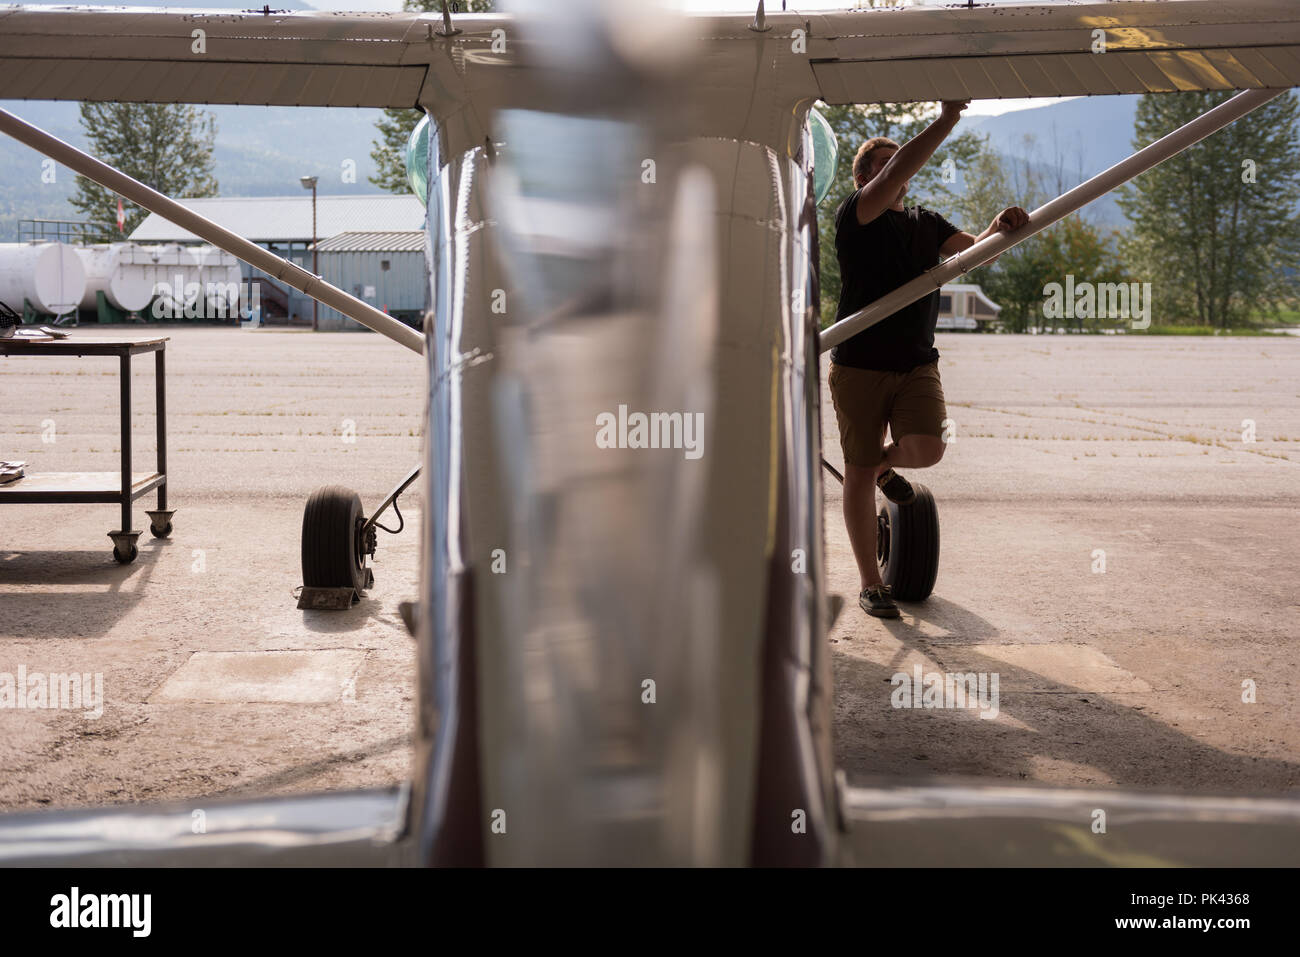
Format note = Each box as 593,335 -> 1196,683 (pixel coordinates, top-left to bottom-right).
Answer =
852,137 -> 900,183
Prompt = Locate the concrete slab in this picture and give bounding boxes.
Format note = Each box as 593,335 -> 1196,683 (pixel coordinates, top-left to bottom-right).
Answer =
3,326 -> 1298,810
960,643 -> 1153,693
823,334 -> 1300,792
151,649 -> 368,704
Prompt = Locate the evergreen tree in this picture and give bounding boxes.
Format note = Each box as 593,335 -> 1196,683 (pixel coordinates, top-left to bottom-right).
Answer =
1117,90 -> 1300,328
70,103 -> 218,242
370,0 -> 495,193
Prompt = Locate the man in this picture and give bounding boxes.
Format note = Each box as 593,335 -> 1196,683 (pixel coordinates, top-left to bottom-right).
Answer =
829,99 -> 1028,619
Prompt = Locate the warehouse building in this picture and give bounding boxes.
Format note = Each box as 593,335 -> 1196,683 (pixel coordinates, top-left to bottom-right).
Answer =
314,231 -> 426,330
130,194 -> 426,327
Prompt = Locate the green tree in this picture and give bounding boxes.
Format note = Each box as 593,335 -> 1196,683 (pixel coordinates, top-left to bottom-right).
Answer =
70,103 -> 217,242
983,216 -> 1127,334
909,128 -> 1129,334
947,142 -> 1020,237
816,100 -> 984,324
1117,90 -> 1300,328
975,136 -> 1131,333
370,0 -> 495,192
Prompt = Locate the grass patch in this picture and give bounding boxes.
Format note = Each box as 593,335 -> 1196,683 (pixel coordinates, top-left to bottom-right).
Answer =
1132,325 -> 1287,336
1251,306 -> 1300,325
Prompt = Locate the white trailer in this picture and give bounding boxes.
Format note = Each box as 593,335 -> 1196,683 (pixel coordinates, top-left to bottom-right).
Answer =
936,283 -> 1001,332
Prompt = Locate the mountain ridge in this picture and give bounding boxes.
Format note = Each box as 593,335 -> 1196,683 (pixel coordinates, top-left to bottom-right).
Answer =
0,94 -> 1176,240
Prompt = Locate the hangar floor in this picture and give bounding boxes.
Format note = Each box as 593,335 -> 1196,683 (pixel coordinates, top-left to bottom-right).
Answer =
1,327 -> 1296,810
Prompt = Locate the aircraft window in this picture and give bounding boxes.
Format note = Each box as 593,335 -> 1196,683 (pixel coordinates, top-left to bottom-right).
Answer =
406,113 -> 430,204
809,106 -> 839,207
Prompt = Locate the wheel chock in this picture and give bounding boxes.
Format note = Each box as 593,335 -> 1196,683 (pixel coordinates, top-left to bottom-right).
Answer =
297,586 -> 360,610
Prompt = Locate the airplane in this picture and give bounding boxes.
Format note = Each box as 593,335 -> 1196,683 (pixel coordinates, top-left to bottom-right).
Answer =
0,0 -> 1298,867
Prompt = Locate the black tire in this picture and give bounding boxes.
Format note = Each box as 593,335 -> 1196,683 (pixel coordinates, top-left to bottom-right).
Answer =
877,482 -> 939,601
112,543 -> 137,565
150,521 -> 172,539
302,486 -> 367,591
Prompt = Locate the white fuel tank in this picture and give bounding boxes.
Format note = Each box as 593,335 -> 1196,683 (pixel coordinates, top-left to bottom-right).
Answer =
0,241 -> 87,316
128,243 -> 201,315
75,242 -> 156,312
194,244 -> 243,318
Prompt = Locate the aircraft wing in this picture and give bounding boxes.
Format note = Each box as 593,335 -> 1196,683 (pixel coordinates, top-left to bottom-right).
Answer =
0,1 -> 1297,110
803,0 -> 1300,104
0,6 -> 509,108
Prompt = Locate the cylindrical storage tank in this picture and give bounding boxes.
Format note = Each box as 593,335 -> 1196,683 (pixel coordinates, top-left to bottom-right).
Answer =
132,243 -> 200,316
74,243 -> 156,312
0,242 -> 87,315
195,244 -> 243,319
180,245 -> 205,314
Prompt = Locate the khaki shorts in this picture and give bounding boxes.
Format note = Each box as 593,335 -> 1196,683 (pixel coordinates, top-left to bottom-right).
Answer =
828,361 -> 947,468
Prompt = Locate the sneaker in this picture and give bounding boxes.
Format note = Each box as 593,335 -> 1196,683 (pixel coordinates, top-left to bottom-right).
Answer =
876,467 -> 916,505
859,584 -> 900,619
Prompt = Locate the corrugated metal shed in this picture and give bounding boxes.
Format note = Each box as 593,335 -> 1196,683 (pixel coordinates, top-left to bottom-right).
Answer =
315,231 -> 427,332
129,195 -> 425,243
314,231 -> 425,253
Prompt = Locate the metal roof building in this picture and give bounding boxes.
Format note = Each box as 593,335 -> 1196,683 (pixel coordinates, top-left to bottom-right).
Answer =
129,195 -> 425,243
314,231 -> 427,331
129,195 -> 427,326
315,231 -> 426,254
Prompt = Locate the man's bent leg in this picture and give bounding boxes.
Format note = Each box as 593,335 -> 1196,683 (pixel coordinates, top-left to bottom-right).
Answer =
881,362 -> 947,474
883,433 -> 945,470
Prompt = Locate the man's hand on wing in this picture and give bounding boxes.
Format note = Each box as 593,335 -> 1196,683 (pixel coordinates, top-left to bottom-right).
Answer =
958,206 -> 1031,265
988,206 -> 1030,234
939,100 -> 970,122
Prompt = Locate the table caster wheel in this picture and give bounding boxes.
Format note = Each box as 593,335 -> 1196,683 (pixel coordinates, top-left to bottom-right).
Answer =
146,509 -> 175,539
108,530 -> 141,565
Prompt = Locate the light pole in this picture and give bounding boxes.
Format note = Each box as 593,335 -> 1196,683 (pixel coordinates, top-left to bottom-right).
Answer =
299,175 -> 318,331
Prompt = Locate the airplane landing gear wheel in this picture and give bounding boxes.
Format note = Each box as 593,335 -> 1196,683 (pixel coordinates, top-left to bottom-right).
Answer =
302,486 -> 368,592
877,483 -> 939,601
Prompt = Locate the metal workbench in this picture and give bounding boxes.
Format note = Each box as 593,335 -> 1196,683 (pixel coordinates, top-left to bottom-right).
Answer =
0,335 -> 173,563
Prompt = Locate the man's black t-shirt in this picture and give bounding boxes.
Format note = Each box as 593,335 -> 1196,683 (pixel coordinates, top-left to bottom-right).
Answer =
831,188 -> 960,372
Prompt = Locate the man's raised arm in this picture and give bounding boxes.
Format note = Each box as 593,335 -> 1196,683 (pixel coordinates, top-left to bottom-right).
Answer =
855,99 -> 968,226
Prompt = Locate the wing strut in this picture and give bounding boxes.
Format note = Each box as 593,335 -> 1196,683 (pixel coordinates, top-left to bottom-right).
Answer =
820,87 -> 1287,353
0,108 -> 425,355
